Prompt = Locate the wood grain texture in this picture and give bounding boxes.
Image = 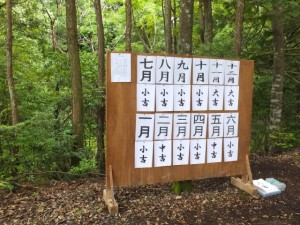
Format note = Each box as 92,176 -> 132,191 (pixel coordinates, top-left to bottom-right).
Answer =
106,52 -> 254,187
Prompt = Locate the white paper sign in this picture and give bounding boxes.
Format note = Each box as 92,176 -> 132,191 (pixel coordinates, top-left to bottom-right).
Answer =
174,57 -> 192,84
190,113 -> 207,139
192,58 -> 209,84
174,85 -> 191,111
154,140 -> 172,167
173,113 -> 191,139
207,138 -> 222,163
173,139 -> 190,165
154,113 -> 173,140
156,85 -> 174,111
190,139 -> 206,164
137,84 -> 155,112
224,86 -> 239,111
156,56 -> 174,84
192,85 -> 208,110
137,55 -> 156,84
135,114 -> 155,141
135,141 -> 153,168
209,59 -> 225,85
208,113 -> 224,138
224,137 -> 239,162
111,53 -> 131,82
209,86 -> 224,110
224,113 -> 239,137
225,60 -> 240,86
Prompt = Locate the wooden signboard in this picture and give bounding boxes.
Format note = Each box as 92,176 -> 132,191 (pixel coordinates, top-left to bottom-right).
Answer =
104,52 -> 257,214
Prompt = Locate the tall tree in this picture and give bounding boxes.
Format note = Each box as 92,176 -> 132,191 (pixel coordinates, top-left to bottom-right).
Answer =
6,0 -> 19,162
6,0 -> 19,127
198,0 -> 204,43
40,0 -> 64,53
269,0 -> 285,152
203,0 -> 213,44
179,0 -> 194,54
174,0 -> 194,194
94,0 -> 106,173
172,0 -> 178,53
125,0 -> 132,51
66,0 -> 84,166
164,0 -> 173,53
234,0 -> 245,57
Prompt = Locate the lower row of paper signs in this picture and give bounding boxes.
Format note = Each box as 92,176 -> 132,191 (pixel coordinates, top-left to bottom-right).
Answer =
135,137 -> 238,168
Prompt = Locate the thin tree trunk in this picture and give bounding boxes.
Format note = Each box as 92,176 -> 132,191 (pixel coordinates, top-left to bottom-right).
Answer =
6,0 -> 19,127
133,22 -> 152,53
172,0 -> 177,54
66,0 -> 84,166
40,0 -> 64,53
125,0 -> 132,51
40,0 -> 63,133
175,0 -> 194,193
6,0 -> 19,175
269,1 -> 285,153
198,0 -> 204,43
164,0 -> 173,53
234,0 -> 245,57
94,0 -> 106,173
179,0 -> 194,54
0,139 -> 2,156
203,0 -> 213,44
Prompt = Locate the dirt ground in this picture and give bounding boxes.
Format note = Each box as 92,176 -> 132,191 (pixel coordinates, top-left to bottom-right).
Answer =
0,150 -> 299,225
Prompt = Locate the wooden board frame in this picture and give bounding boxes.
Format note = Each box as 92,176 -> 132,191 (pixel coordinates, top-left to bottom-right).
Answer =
106,52 -> 254,188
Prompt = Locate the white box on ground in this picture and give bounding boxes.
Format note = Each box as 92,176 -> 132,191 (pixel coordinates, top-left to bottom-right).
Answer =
266,178 -> 286,191
253,179 -> 281,197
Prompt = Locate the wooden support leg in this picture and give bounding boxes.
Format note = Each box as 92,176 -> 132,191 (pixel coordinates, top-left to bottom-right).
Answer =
231,154 -> 259,198
103,165 -> 118,215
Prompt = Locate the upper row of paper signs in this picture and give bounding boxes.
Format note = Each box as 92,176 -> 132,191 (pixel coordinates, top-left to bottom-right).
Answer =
111,53 -> 240,85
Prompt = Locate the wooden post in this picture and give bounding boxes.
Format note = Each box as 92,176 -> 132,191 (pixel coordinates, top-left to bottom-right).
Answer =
231,154 -> 259,198
103,165 -> 118,215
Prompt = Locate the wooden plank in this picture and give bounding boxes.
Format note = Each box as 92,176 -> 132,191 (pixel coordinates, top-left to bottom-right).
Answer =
103,165 -> 118,215
103,189 -> 118,215
245,154 -> 254,184
231,177 -> 259,198
106,52 -> 254,187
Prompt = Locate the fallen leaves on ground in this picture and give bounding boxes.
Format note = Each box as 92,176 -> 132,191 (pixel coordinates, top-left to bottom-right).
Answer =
0,150 -> 299,224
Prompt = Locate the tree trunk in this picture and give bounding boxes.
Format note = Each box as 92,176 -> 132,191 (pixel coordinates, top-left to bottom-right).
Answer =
0,139 -> 2,156
40,0 -> 63,133
164,0 -> 173,53
125,0 -> 132,51
234,0 -> 245,57
94,0 -> 106,173
179,0 -> 194,54
40,0 -> 64,53
175,0 -> 194,194
133,22 -> 152,53
172,0 -> 178,54
6,0 -> 19,127
269,1 -> 285,153
6,0 -> 19,175
66,0 -> 84,166
203,0 -> 213,44
198,0 -> 204,43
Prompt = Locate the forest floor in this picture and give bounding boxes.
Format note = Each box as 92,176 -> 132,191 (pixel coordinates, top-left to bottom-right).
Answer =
0,149 -> 299,225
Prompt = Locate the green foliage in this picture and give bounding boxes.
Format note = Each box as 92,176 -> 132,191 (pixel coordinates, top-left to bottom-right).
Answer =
0,111 -> 75,177
0,0 -> 299,183
0,177 -> 14,191
269,129 -> 298,153
250,74 -> 272,154
70,158 -> 97,174
171,181 -> 193,195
